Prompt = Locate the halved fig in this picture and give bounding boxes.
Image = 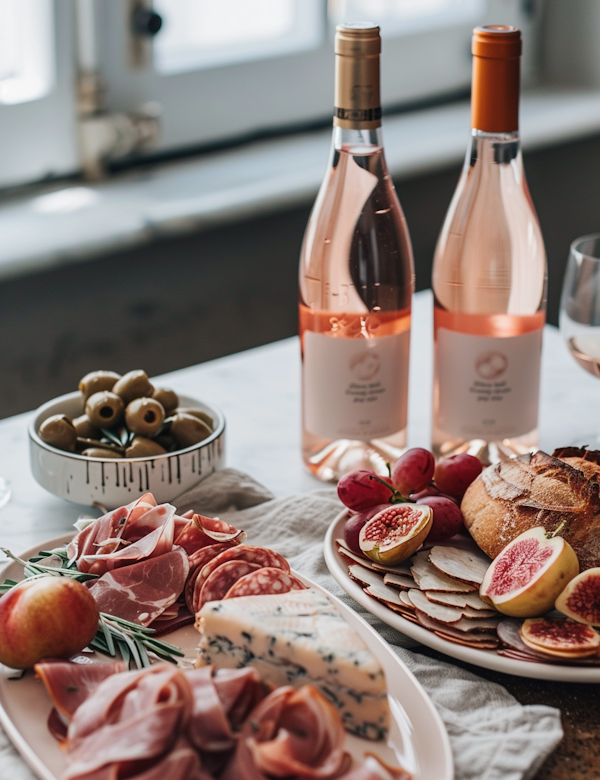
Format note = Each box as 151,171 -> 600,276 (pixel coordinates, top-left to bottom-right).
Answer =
555,567 -> 600,626
359,504 -> 432,565
479,527 -> 579,617
521,617 -> 600,658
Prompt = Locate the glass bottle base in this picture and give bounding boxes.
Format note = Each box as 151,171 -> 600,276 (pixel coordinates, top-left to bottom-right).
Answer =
432,428 -> 538,466
302,432 -> 405,482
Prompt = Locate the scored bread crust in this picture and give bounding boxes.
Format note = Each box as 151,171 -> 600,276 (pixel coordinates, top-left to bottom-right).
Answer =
461,448 -> 600,571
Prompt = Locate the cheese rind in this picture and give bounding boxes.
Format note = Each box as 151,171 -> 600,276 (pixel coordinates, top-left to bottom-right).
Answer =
195,588 -> 389,740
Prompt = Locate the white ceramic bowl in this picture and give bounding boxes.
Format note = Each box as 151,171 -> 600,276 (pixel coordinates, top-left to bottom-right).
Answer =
29,391 -> 225,509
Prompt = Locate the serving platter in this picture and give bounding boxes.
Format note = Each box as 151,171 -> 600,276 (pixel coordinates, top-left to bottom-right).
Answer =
0,534 -> 453,780
325,511 -> 600,683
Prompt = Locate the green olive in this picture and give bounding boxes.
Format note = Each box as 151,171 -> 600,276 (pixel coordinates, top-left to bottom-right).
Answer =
152,387 -> 179,415
82,448 -> 122,459
78,370 -> 121,402
112,370 -> 154,405
76,438 -> 125,454
72,414 -> 101,439
85,391 -> 125,429
125,437 -> 167,458
39,414 -> 77,452
171,408 -> 213,430
125,397 -> 165,437
170,413 -> 212,449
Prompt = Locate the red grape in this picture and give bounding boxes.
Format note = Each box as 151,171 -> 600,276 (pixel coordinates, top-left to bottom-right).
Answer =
391,448 -> 435,497
337,469 -> 394,511
434,454 -> 483,500
415,495 -> 464,542
343,504 -> 389,554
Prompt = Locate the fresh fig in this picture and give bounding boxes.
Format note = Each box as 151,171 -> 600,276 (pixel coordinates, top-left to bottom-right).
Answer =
343,504 -> 389,555
555,567 -> 600,626
520,617 -> 600,658
479,527 -> 579,617
359,503 -> 432,565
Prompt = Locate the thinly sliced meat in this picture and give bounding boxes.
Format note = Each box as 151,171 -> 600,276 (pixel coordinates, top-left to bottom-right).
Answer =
174,521 -> 216,555
35,659 -> 128,721
65,665 -> 193,779
340,756 -> 412,779
194,514 -> 246,544
83,505 -> 177,575
150,605 -> 195,636
185,543 -> 237,613
185,666 -> 263,754
89,548 -> 189,626
195,546 -> 290,593
224,568 -> 306,599
220,685 -> 348,780
68,509 -> 128,571
123,737 -> 209,780
196,561 -> 261,611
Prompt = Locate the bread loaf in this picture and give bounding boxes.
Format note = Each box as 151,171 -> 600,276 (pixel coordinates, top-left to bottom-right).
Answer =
462,448 -> 600,570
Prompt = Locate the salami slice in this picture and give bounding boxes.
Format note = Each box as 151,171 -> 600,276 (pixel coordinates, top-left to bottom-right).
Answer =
185,543 -> 236,613
198,560 -> 262,610
196,545 -> 290,593
224,567 -> 307,599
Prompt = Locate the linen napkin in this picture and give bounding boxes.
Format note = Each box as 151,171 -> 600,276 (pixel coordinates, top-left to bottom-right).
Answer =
0,468 -> 563,780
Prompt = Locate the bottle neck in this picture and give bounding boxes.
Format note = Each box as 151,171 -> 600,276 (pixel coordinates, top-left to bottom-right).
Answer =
332,126 -> 383,152
466,129 -> 522,169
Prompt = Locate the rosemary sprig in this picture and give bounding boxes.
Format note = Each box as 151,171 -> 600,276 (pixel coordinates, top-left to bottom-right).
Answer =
0,547 -> 185,670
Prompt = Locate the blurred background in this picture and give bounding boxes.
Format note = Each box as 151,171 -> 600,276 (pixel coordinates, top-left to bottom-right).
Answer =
1,0 -> 600,417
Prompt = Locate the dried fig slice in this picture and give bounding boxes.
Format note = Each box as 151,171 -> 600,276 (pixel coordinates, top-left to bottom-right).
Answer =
429,545 -> 490,585
425,590 -> 492,611
406,589 -> 464,624
364,583 -> 404,608
347,564 -> 385,589
383,573 -> 415,590
479,527 -> 579,617
415,609 -> 500,638
555,567 -> 600,626
336,540 -> 412,575
521,617 -> 600,657
359,504 -> 432,565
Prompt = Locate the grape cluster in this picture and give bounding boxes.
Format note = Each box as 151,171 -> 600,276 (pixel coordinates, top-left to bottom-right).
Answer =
339,449 -> 483,553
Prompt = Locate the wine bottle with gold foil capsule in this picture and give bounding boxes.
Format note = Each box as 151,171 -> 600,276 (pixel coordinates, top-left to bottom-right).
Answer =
432,25 -> 547,463
299,23 -> 414,482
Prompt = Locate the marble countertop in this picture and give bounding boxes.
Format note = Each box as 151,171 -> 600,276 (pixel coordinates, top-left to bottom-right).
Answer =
1,289 -> 598,557
0,289 -> 599,779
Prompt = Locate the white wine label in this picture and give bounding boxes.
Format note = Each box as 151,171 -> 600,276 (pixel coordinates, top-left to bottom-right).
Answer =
303,330 -> 409,441
436,327 -> 543,440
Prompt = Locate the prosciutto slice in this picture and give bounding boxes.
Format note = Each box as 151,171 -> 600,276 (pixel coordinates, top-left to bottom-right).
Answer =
220,685 -> 349,780
35,659 -> 127,722
65,665 -> 194,779
339,758 -> 412,780
89,547 -> 189,626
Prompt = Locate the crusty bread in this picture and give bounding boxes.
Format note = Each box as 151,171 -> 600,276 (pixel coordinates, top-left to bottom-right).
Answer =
461,448 -> 600,570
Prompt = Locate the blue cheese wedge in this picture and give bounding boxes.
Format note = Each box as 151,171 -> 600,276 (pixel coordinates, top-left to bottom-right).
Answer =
195,587 -> 389,740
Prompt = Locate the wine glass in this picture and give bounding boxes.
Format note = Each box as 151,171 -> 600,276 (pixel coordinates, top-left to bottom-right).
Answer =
559,234 -> 600,444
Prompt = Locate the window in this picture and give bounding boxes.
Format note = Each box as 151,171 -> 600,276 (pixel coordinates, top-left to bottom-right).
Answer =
0,0 -> 543,189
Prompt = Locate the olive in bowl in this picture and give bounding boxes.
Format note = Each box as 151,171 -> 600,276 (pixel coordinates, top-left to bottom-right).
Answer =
29,391 -> 225,508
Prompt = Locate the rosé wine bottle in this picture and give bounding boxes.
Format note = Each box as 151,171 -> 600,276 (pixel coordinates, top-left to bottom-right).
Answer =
432,25 -> 547,464
299,23 -> 414,482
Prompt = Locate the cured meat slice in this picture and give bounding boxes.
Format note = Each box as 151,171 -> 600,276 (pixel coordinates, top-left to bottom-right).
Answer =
220,685 -> 348,780
196,545 -> 289,592
89,548 -> 189,626
35,659 -> 127,722
223,568 -> 306,599
194,514 -> 246,544
186,666 -> 263,755
82,504 -> 177,575
65,665 -> 194,779
185,543 -> 237,613
197,561 -> 261,611
340,756 -> 412,779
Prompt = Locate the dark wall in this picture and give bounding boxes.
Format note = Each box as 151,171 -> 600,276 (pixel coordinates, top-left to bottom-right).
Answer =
1,132 -> 600,418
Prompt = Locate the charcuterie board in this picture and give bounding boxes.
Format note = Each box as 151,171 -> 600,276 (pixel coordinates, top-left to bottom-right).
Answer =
0,533 -> 453,780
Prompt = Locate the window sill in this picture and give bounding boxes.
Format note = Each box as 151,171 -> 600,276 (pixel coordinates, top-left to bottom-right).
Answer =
1,85 -> 600,280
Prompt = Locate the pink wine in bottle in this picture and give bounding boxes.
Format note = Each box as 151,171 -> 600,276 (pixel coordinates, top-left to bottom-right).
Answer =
432,25 -> 547,463
299,23 -> 414,482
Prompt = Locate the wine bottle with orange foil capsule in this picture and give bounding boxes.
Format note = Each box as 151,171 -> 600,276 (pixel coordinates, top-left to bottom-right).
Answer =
299,23 -> 414,482
432,25 -> 547,463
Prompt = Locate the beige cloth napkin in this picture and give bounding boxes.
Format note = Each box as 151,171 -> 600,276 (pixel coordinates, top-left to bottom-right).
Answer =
0,468 -> 563,780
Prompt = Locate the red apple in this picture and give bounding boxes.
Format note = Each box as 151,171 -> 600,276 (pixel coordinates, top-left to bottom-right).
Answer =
0,577 -> 99,669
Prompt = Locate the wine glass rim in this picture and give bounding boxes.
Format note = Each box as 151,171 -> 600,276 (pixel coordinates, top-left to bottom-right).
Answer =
570,233 -> 600,263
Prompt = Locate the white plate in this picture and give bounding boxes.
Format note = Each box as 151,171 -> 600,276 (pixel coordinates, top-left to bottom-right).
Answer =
0,534 -> 453,780
325,510 -> 600,683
